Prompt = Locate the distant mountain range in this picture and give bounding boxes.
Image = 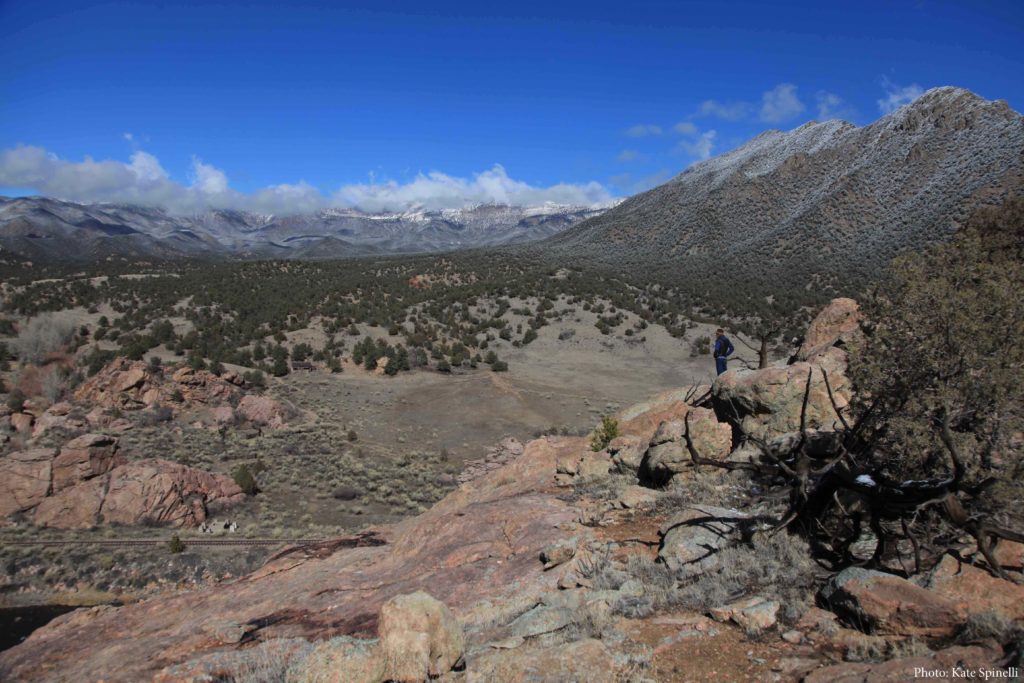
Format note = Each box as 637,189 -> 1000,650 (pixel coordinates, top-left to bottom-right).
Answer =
0,198 -> 616,262
543,86 -> 1023,302
4,87 -> 1021,288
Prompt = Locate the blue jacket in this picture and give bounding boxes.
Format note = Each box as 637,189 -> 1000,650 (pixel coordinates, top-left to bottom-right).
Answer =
713,335 -> 734,359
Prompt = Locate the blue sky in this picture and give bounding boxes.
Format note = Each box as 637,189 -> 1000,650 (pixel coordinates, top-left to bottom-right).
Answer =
1,0 -> 1022,212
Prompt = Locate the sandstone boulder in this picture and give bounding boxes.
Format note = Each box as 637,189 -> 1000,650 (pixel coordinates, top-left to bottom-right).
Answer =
237,395 -> 290,429
0,448 -> 57,518
796,297 -> 863,362
709,596 -> 779,633
51,433 -> 123,492
617,484 -> 659,510
555,449 -> 611,482
210,406 -> 236,427
638,407 -> 732,485
606,434 -> 646,475
713,346 -> 851,440
819,567 -> 966,637
10,412 -> 33,433
378,591 -> 464,682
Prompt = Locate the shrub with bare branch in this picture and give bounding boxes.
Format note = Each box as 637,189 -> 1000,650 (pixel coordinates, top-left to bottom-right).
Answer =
11,313 -> 75,365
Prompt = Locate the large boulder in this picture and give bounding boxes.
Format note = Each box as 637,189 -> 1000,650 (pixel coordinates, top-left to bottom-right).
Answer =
606,434 -> 646,475
10,412 -> 34,434
712,347 -> 852,440
796,297 -> 864,362
236,395 -> 290,429
0,448 -> 57,518
33,459 -> 245,528
378,592 -> 464,682
819,567 -> 966,637
638,407 -> 732,485
51,433 -> 123,492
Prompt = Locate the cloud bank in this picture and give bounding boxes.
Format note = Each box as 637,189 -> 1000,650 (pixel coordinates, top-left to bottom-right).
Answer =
0,145 -> 612,214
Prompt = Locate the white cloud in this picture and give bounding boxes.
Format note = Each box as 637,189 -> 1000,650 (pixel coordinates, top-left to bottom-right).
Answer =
760,83 -> 805,123
675,130 -> 717,161
673,121 -> 698,135
190,157 -> 229,195
128,151 -> 167,182
696,99 -> 751,121
0,145 -> 612,214
616,149 -> 642,162
624,124 -> 663,137
122,132 -> 134,142
877,77 -> 924,113
816,91 -> 848,120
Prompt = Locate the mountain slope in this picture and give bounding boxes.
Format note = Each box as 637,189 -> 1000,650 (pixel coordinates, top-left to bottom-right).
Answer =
0,198 -> 614,262
542,87 -> 1024,306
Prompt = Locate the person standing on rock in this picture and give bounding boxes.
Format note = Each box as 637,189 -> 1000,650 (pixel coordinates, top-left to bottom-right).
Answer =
713,328 -> 734,376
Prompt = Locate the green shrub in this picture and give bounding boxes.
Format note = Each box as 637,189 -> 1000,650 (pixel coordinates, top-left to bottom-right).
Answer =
168,534 -> 185,554
590,415 -> 619,452
243,369 -> 266,388
233,464 -> 259,496
6,387 -> 26,413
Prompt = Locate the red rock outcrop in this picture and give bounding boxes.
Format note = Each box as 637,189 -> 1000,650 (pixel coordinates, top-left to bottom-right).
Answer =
0,434 -> 588,682
73,358 -> 244,411
0,432 -> 242,529
73,358 -> 165,409
170,366 -> 244,405
33,459 -> 245,529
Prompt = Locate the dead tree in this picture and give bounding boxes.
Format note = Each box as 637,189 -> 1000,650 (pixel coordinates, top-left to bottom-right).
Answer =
681,367 -> 1024,580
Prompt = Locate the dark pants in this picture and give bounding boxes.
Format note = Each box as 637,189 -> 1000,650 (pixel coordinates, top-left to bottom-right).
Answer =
715,357 -> 728,375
